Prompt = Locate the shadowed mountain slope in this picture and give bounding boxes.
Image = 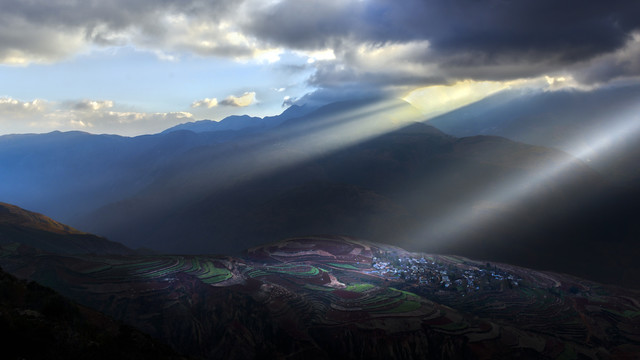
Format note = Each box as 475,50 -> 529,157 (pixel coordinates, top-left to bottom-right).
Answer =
0,106 -> 316,223
0,202 -> 134,255
0,266 -> 184,360
427,83 -> 640,185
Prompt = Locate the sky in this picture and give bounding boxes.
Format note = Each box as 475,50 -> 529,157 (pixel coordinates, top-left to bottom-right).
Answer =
1,0 -> 640,136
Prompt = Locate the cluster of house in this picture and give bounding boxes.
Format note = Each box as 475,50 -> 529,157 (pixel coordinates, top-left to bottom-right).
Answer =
370,255 -> 521,292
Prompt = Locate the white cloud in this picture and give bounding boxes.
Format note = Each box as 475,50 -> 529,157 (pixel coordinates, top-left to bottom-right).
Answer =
295,48 -> 336,64
46,109 -> 194,135
0,96 -> 193,136
132,12 -> 284,63
191,97 -> 219,108
219,92 -> 256,107
0,97 -> 49,116
282,95 -> 295,107
72,100 -> 115,111
308,40 -> 442,91
252,48 -> 283,63
0,1 -> 284,65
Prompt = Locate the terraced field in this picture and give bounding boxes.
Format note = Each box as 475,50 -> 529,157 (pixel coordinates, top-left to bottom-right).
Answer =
0,236 -> 638,359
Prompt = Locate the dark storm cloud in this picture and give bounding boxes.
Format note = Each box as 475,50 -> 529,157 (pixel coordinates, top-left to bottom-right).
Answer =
308,60 -> 446,89
246,0 -> 640,60
0,0 -> 232,30
293,86 -> 388,108
2,0 -> 640,86
407,1 -> 638,61
573,34 -> 640,84
240,0 -> 360,50
244,0 -> 640,85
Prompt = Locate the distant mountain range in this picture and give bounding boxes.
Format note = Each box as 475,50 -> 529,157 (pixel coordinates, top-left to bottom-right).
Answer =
162,104 -> 316,133
1,97 -> 638,288
0,104 -> 317,222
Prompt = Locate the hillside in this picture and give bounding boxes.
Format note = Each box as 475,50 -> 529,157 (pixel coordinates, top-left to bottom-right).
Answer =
0,265 -> 184,360
0,202 -> 134,255
0,236 -> 638,359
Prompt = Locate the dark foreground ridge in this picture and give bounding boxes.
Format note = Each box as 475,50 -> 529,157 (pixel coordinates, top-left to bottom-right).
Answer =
1,235 -> 638,359
0,265 -> 184,360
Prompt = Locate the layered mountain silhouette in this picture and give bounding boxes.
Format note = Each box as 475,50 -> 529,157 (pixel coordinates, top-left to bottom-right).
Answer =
0,105 -> 317,222
427,83 -> 640,186
1,98 -> 638,288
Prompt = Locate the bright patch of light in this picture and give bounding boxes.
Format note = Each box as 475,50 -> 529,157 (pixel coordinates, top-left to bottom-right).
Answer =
191,98 -> 219,109
253,48 -> 283,64
567,105 -> 640,162
404,76 -> 582,119
302,49 -> 336,64
404,80 -> 509,118
220,92 -> 256,107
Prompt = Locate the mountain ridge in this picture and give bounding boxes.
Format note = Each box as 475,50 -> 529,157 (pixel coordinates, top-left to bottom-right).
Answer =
0,202 -> 135,255
161,104 -> 317,134
427,83 -> 640,185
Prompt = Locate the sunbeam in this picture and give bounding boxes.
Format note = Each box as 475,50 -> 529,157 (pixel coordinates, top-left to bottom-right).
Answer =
406,100 -> 640,250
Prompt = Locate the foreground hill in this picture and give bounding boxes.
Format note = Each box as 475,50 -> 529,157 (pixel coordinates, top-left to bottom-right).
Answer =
0,266 -> 184,360
1,235 -> 638,359
0,202 -> 134,255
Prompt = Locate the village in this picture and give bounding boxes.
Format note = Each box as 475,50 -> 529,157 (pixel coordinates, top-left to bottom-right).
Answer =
370,253 -> 522,293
